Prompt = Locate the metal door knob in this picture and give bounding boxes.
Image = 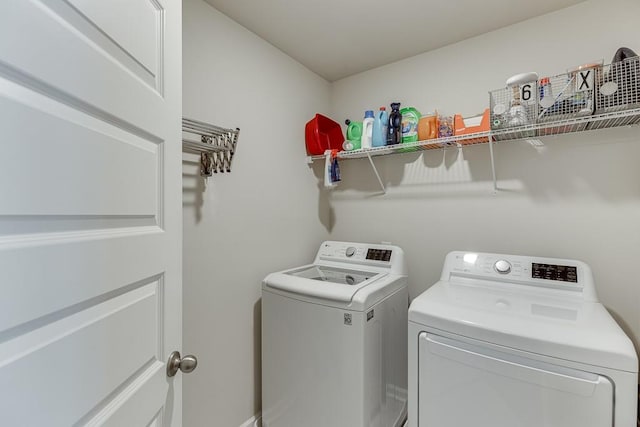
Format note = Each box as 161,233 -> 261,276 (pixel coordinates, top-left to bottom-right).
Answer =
166,351 -> 198,377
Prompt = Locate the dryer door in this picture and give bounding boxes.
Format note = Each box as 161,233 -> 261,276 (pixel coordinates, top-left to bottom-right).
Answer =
418,332 -> 614,427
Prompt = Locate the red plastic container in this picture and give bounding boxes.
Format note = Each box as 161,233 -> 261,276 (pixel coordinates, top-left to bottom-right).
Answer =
305,114 -> 344,155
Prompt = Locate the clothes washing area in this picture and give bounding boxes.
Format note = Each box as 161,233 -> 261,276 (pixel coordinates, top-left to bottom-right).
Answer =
179,1 -> 640,427
261,241 -> 408,427
261,244 -> 639,426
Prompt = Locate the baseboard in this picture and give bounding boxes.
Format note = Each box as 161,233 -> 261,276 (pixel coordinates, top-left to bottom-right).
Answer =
239,412 -> 262,427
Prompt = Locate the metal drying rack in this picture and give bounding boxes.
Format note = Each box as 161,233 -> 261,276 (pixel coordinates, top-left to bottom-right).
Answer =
182,117 -> 240,177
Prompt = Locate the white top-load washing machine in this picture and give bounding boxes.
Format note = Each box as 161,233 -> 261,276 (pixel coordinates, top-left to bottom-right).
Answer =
408,251 -> 638,427
262,241 -> 408,427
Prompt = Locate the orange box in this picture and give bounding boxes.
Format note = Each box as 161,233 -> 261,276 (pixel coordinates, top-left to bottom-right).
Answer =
454,108 -> 490,144
418,114 -> 438,141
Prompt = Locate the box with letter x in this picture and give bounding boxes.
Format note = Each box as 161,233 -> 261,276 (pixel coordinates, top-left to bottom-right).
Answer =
537,62 -> 601,134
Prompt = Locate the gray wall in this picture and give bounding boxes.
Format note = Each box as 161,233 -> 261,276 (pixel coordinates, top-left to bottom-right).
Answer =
329,0 -> 640,356
182,0 -> 330,425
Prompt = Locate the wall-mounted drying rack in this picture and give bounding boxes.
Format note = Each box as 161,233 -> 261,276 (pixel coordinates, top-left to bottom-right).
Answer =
182,117 -> 240,177
306,107 -> 640,194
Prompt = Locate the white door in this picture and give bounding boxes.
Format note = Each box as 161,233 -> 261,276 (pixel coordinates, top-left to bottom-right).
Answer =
418,333 -> 614,427
0,1 -> 183,426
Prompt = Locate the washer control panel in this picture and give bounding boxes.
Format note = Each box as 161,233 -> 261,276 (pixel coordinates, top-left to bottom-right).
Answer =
318,242 -> 369,261
315,241 -> 405,274
313,240 -> 407,276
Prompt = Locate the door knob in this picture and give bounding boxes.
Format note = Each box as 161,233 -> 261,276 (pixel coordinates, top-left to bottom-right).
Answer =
166,351 -> 198,377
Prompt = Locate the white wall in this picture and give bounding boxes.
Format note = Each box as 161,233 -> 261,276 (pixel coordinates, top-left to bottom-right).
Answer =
182,1 -> 640,424
182,1 -> 330,425
329,0 -> 640,353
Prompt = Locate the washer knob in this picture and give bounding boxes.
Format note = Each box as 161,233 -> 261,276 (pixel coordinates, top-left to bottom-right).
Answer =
494,259 -> 512,274
345,247 -> 356,257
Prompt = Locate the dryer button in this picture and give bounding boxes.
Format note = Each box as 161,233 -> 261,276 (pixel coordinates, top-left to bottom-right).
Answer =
494,259 -> 512,274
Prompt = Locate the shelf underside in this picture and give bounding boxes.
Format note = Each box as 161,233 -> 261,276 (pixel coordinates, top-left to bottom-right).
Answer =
309,107 -> 640,161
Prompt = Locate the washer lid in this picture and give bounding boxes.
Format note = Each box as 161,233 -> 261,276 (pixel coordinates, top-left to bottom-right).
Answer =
409,280 -> 638,372
285,265 -> 374,286
262,263 -> 393,308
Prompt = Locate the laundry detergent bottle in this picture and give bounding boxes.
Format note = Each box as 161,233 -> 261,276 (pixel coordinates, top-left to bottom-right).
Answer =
372,107 -> 388,147
345,119 -> 363,150
361,110 -> 374,149
388,102 -> 402,145
400,107 -> 421,143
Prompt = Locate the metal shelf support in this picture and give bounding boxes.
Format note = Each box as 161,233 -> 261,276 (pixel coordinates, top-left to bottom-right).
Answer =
488,133 -> 498,193
366,151 -> 386,194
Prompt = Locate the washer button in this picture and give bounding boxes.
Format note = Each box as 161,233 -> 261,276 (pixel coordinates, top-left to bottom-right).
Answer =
494,259 -> 512,274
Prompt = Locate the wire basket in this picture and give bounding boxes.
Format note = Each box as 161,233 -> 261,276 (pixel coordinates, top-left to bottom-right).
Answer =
590,55 -> 640,129
490,81 -> 538,140
537,64 -> 600,135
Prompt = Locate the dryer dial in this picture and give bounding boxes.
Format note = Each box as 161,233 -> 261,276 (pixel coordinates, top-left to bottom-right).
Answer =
494,259 -> 512,274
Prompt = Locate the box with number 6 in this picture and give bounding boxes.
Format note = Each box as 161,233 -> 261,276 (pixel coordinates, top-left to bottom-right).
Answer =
489,72 -> 539,140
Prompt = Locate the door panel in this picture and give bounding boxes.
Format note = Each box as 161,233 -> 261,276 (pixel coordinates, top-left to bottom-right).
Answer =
0,0 -> 165,134
418,333 -> 614,427
0,283 -> 162,426
0,233 -> 163,334
90,366 -> 167,427
65,0 -> 161,78
0,0 -> 182,425
0,81 -> 160,216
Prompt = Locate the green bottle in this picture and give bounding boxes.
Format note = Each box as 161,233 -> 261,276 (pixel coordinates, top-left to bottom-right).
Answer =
399,107 -> 421,152
344,119 -> 363,150
400,107 -> 421,142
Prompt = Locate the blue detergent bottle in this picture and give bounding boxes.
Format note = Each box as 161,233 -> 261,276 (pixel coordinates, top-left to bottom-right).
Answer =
372,107 -> 388,147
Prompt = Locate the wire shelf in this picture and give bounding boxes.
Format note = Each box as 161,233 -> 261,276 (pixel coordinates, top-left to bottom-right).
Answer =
306,107 -> 640,194
182,118 -> 240,176
307,107 -> 640,162
307,58 -> 640,193
307,131 -> 491,161
493,107 -> 640,139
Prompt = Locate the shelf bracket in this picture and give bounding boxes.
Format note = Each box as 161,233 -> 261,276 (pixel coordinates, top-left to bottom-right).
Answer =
488,133 -> 498,193
366,151 -> 386,194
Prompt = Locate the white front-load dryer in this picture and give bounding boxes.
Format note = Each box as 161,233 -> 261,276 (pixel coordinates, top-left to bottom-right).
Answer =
408,251 -> 638,427
262,241 -> 408,427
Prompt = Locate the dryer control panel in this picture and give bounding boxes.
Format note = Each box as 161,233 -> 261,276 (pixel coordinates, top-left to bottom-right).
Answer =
442,251 -> 597,301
